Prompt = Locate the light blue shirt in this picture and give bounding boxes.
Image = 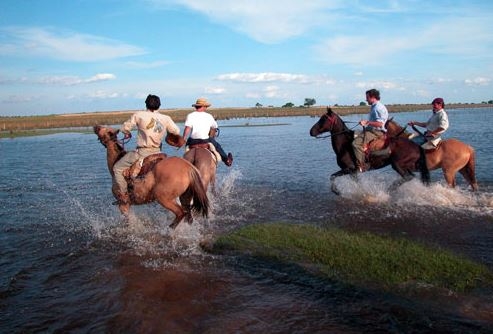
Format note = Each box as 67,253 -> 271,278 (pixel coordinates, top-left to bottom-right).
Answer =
367,101 -> 389,132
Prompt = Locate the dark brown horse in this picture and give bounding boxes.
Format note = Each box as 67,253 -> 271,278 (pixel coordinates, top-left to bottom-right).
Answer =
94,125 -> 209,228
183,146 -> 218,193
386,120 -> 478,191
309,107 -> 430,185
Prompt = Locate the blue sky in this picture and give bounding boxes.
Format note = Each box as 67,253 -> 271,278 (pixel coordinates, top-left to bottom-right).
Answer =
1,0 -> 492,116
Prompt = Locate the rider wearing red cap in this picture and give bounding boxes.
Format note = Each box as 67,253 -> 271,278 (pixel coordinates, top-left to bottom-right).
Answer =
408,97 -> 449,150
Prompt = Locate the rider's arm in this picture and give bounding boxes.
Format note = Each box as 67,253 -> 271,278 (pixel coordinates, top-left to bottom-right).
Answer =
408,121 -> 427,127
182,126 -> 192,140
359,120 -> 384,128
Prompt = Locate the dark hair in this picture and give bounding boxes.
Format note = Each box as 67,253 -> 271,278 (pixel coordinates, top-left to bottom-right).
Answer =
366,89 -> 380,100
145,94 -> 161,111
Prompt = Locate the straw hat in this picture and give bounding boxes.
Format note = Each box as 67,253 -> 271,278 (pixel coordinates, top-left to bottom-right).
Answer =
192,98 -> 211,107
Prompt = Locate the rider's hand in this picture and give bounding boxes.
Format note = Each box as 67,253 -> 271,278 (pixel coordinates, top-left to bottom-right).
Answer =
359,120 -> 369,126
123,132 -> 132,140
424,131 -> 435,138
408,121 -> 414,126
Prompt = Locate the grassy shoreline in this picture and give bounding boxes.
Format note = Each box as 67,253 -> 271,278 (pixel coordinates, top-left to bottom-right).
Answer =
1,103 -> 491,138
207,223 -> 493,293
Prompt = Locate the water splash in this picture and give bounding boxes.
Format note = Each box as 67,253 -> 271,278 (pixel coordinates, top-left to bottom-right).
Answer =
332,171 -> 493,215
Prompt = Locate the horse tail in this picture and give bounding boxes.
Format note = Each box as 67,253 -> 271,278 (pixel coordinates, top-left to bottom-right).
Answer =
188,165 -> 209,218
418,146 -> 430,185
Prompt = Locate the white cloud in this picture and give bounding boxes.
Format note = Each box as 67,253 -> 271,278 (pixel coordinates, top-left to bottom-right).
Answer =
216,72 -> 312,83
38,73 -> 116,85
205,87 -> 226,94
464,77 -> 491,86
162,0 -> 343,43
87,90 -> 120,99
1,27 -> 146,61
125,60 -> 170,69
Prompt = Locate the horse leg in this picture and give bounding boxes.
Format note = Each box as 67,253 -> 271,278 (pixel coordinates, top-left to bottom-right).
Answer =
179,190 -> 194,224
118,203 -> 130,217
155,196 -> 186,228
442,168 -> 457,188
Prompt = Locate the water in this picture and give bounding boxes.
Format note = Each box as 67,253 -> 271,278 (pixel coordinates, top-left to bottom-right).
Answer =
1,108 -> 493,332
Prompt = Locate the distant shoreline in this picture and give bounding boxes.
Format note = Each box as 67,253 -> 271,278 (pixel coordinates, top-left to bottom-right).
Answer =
1,104 -> 491,139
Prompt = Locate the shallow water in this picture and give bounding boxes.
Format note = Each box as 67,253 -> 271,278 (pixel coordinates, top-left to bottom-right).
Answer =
1,108 -> 493,332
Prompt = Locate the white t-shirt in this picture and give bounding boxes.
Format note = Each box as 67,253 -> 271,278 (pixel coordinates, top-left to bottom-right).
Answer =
184,111 -> 218,140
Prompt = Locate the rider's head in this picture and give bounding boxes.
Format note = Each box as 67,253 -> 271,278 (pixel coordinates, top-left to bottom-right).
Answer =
192,97 -> 211,110
432,97 -> 444,109
145,94 -> 161,111
365,89 -> 380,105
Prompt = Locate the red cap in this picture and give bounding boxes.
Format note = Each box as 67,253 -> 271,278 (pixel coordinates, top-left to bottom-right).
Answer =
432,97 -> 444,105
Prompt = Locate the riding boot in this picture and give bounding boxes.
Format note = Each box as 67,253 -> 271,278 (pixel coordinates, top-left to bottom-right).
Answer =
112,191 -> 130,205
224,152 -> 233,166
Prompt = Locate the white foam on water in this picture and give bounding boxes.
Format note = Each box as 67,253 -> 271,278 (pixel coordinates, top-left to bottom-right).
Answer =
332,171 -> 493,215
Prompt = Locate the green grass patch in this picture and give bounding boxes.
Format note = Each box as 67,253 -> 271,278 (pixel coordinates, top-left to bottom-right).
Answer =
212,223 -> 493,292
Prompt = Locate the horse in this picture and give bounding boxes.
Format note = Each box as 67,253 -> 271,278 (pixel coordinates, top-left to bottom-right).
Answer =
183,145 -> 218,193
386,120 -> 478,191
309,107 -> 430,187
93,125 -> 209,228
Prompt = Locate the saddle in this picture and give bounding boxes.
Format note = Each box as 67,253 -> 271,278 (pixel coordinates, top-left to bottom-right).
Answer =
123,153 -> 167,180
364,134 -> 389,161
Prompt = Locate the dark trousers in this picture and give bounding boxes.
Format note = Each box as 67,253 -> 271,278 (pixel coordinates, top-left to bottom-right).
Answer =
187,138 -> 228,162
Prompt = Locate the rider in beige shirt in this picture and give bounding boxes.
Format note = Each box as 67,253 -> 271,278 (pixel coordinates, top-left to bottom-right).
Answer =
113,94 -> 180,205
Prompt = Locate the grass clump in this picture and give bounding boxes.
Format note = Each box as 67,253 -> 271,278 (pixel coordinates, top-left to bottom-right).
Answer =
212,223 -> 492,292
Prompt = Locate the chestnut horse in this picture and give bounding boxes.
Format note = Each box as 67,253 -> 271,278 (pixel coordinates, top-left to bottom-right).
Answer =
183,146 -> 218,193
93,125 -> 209,228
386,120 -> 478,191
309,107 -> 430,185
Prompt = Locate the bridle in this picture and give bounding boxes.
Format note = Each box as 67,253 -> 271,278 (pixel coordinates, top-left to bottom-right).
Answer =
315,114 -> 358,139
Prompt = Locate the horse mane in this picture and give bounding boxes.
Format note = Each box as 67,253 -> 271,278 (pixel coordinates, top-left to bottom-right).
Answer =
326,107 -> 351,133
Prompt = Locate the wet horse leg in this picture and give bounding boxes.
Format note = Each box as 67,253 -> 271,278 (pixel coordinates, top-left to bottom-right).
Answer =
442,168 -> 457,188
155,195 -> 186,228
179,189 -> 194,224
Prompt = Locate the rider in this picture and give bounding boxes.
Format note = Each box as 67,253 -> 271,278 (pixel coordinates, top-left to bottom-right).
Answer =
112,94 -> 180,205
352,88 -> 389,172
408,97 -> 449,150
182,97 -> 233,167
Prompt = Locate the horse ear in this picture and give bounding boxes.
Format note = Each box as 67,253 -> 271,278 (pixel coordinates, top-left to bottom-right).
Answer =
326,106 -> 333,115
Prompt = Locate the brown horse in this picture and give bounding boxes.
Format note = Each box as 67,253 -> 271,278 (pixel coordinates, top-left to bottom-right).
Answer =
386,120 -> 478,191
183,146 -> 218,193
309,107 -> 430,186
93,125 -> 209,228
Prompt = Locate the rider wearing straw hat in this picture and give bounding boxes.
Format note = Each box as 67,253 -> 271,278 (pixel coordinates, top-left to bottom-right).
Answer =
182,98 -> 233,166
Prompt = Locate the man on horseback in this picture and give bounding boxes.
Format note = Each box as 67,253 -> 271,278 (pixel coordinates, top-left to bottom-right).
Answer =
352,89 -> 389,172
408,97 -> 449,150
182,98 -> 233,167
112,94 -> 181,205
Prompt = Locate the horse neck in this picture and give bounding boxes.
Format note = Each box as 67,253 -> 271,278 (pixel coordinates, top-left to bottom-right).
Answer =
105,141 -> 125,176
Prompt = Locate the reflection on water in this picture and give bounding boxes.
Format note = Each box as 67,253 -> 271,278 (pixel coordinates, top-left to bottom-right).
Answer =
1,109 -> 493,332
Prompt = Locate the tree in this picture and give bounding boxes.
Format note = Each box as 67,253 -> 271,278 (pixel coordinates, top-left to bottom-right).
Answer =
282,102 -> 295,108
255,102 -> 263,108
359,101 -> 367,106
304,98 -> 316,107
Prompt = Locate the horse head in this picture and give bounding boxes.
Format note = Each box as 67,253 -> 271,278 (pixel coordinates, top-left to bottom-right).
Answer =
93,125 -> 122,149
385,118 -> 411,138
309,107 -> 347,137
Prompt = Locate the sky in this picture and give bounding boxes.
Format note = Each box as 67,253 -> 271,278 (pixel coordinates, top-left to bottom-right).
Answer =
1,0 -> 492,116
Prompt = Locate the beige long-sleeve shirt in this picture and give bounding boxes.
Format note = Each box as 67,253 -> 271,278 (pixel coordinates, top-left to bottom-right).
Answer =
121,110 -> 180,148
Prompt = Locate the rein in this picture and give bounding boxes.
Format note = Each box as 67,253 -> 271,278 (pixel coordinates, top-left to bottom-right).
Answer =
315,123 -> 359,139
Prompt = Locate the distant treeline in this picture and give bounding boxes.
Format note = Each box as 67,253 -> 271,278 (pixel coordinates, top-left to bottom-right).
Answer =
1,103 -> 490,133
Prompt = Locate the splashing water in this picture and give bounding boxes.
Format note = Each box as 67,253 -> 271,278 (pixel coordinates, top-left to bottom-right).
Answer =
332,171 -> 493,215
